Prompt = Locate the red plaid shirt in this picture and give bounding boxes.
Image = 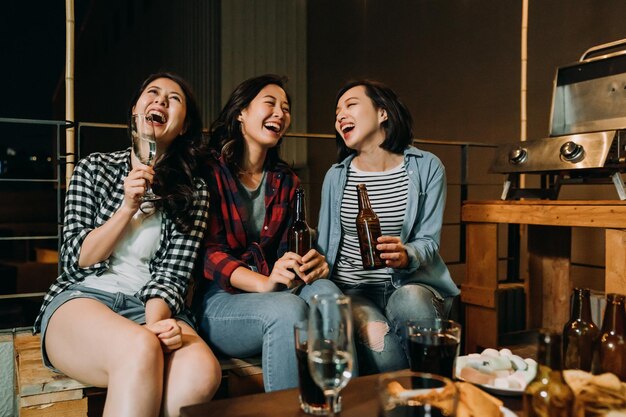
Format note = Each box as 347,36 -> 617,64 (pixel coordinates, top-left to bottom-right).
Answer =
202,154 -> 299,293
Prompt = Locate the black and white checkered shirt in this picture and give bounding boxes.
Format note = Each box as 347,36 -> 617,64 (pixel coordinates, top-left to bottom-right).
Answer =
33,148 -> 209,333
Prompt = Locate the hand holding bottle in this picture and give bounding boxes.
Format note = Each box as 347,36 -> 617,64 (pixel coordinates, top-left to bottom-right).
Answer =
376,236 -> 409,269
294,249 -> 329,284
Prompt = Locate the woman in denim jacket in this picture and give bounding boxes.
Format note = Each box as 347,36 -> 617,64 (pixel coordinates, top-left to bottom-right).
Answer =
316,80 -> 459,375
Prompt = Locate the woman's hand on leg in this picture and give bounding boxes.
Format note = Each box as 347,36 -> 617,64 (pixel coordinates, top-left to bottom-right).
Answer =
144,318 -> 183,353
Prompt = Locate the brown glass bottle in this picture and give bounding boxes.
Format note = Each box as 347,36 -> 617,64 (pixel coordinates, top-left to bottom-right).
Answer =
562,288 -> 599,371
355,184 -> 384,270
288,187 -> 312,257
594,293 -> 626,381
523,331 -> 575,417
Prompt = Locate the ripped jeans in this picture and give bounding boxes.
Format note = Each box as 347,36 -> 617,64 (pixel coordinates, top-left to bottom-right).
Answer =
340,282 -> 452,375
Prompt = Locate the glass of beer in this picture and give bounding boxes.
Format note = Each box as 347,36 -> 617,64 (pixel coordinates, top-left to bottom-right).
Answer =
378,370 -> 458,417
294,321 -> 342,415
406,319 -> 461,379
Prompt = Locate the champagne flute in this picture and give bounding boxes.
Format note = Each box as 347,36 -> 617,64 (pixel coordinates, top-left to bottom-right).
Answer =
307,294 -> 353,417
130,114 -> 160,201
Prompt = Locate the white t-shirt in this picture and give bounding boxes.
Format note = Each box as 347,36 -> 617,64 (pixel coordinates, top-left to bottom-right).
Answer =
81,208 -> 162,295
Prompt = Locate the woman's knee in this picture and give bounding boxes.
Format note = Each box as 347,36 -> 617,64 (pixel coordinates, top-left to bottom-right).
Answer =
387,284 -> 443,321
178,345 -> 222,399
124,329 -> 163,372
351,303 -> 391,353
310,278 -> 342,296
264,293 -> 308,324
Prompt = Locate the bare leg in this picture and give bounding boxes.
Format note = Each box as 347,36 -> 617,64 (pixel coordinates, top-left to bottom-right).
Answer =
45,298 -> 164,417
161,322 -> 222,417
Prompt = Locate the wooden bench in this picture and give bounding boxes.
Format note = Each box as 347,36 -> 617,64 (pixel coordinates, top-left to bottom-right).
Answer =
12,331 -> 263,416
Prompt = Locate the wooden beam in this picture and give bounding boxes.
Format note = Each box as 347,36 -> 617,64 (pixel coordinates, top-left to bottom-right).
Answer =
606,229 -> 626,294
463,200 -> 626,228
528,225 -> 571,331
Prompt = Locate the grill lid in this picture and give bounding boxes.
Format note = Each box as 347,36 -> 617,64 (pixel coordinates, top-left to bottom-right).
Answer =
551,39 -> 626,136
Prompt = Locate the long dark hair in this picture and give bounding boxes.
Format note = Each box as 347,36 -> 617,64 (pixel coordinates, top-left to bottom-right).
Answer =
208,74 -> 291,170
335,79 -> 413,162
127,72 -> 206,232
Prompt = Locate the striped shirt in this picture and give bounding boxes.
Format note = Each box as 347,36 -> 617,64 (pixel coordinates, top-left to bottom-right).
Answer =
333,162 -> 409,287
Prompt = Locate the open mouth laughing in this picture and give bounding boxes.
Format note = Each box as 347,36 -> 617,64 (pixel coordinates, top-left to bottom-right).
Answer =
147,111 -> 167,124
264,121 -> 282,133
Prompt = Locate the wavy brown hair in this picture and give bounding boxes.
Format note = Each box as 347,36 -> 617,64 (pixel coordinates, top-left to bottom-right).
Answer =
208,74 -> 291,170
126,72 -> 207,232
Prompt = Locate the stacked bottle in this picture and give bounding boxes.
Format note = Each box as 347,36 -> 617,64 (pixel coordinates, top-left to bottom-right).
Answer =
594,293 -> 626,381
562,288 -> 599,372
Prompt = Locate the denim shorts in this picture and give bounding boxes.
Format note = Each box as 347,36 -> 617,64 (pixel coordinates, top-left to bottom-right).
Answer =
39,284 -> 194,372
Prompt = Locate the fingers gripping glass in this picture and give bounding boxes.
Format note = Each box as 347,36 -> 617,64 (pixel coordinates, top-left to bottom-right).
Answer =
131,114 -> 160,202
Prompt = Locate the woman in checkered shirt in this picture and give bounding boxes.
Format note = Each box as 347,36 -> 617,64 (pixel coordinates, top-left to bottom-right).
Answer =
35,72 -> 221,417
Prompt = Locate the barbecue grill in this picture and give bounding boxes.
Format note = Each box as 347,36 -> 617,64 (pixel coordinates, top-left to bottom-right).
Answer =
490,38 -> 626,200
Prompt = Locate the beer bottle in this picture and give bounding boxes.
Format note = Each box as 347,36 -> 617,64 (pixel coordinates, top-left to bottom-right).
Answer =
288,187 -> 312,257
355,184 -> 384,270
594,293 -> 625,380
523,330 -> 575,417
562,288 -> 599,371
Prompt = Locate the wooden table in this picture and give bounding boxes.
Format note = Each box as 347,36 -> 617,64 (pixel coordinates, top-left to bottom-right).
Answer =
461,200 -> 626,353
180,373 -> 523,417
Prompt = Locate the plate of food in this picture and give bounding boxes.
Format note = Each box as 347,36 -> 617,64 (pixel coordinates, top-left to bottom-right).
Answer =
455,348 -> 537,396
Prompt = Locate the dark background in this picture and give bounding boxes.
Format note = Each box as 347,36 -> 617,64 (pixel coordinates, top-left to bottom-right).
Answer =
2,1 -> 626,328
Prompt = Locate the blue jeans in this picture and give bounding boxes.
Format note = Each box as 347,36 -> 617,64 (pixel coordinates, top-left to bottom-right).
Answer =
194,279 -> 343,391
341,282 -> 451,375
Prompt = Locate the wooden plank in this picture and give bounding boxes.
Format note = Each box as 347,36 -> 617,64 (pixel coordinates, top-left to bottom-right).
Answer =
460,285 -> 496,308
605,229 -> 626,295
21,397 -> 87,417
218,357 -> 262,372
15,333 -> 90,397
528,225 -> 571,331
463,200 -> 626,228
465,223 -> 498,289
464,305 -> 498,354
20,389 -> 83,407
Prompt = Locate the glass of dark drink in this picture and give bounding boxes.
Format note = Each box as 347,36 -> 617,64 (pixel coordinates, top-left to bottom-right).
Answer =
377,370 -> 458,417
406,319 -> 461,379
294,321 -> 342,415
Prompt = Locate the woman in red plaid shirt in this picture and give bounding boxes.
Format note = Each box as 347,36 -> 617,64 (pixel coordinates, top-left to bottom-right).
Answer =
194,74 -> 343,391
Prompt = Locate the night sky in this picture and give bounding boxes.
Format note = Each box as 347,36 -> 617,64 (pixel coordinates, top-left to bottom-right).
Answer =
0,2 -> 90,159
1,2 -> 66,120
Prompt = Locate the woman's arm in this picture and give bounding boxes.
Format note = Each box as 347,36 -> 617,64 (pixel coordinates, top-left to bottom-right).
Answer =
401,158 -> 447,271
138,178 -> 210,316
77,165 -> 154,267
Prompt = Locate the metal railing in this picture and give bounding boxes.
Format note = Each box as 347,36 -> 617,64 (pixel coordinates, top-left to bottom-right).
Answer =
0,119 -> 504,329
0,118 -> 73,299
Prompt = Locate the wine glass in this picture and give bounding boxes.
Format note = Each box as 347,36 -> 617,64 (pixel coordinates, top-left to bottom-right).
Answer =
130,113 -> 160,201
307,294 -> 353,417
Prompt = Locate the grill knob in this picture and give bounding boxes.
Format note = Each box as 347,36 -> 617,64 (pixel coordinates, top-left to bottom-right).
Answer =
509,147 -> 527,165
560,141 -> 584,162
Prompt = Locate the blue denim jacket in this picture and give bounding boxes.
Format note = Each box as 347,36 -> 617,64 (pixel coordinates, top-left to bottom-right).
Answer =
316,146 -> 460,298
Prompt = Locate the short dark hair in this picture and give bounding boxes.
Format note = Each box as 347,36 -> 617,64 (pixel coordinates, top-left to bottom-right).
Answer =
334,79 -> 413,161
127,71 -> 206,232
209,74 -> 291,170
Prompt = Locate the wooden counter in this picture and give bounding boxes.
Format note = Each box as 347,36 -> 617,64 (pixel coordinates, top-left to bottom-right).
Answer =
461,200 -> 626,353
